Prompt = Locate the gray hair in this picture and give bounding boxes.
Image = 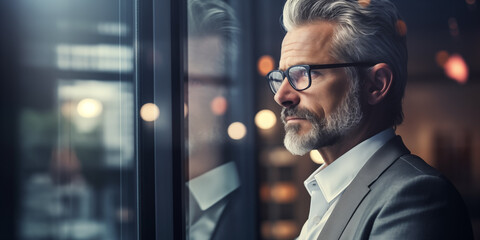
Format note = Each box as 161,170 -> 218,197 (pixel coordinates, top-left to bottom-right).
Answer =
282,0 -> 408,126
188,0 -> 240,69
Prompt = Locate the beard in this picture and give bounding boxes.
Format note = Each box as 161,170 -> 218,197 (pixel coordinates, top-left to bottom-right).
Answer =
281,82 -> 363,156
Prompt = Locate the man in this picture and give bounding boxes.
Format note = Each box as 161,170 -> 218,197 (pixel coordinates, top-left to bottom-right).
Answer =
186,0 -> 245,239
266,0 -> 474,239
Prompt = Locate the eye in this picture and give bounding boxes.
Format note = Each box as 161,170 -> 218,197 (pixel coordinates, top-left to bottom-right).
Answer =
310,69 -> 323,78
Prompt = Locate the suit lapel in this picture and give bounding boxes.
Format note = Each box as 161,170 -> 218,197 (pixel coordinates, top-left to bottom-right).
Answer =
318,136 -> 410,240
210,189 -> 239,240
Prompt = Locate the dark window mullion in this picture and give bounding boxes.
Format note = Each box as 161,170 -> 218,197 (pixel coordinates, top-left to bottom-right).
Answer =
170,0 -> 187,239
136,0 -> 156,239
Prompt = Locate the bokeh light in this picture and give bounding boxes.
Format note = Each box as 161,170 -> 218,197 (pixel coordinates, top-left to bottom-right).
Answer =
448,18 -> 459,36
272,221 -> 297,239
435,50 -> 450,67
358,0 -> 371,7
228,122 -> 247,140
184,103 -> 188,117
262,148 -> 296,167
77,98 -> 103,118
396,20 -> 407,36
140,103 -> 160,122
466,0 -> 476,5
261,221 -> 298,240
211,96 -> 228,115
257,55 -> 275,76
310,150 -> 325,164
255,109 -> 277,130
444,54 -> 469,84
270,182 -> 297,203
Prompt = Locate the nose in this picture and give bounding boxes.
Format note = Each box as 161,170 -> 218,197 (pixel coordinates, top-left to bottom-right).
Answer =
273,78 -> 300,108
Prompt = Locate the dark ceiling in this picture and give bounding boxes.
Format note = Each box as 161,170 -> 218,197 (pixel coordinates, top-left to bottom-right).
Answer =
393,0 -> 480,81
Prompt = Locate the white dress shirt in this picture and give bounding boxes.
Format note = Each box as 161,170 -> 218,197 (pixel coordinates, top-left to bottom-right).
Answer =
187,161 -> 240,240
297,129 -> 395,240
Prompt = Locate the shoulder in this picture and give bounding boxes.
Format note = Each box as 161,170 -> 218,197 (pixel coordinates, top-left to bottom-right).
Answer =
389,154 -> 440,176
374,154 -> 446,188
365,154 -> 473,239
370,154 -> 461,204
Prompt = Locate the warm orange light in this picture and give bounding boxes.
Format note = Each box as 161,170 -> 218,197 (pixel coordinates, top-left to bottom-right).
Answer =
255,109 -> 277,130
444,54 -> 469,84
211,96 -> 228,115
310,150 -> 325,164
261,221 -> 298,239
396,20 -> 407,36
140,103 -> 160,122
358,0 -> 371,7
228,122 -> 247,140
435,50 -> 450,67
257,55 -> 275,76
272,221 -> 298,239
271,182 -> 297,203
184,103 -> 188,117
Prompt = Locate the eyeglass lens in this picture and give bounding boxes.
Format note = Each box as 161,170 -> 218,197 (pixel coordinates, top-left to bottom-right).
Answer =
268,66 -> 310,93
288,66 -> 309,90
268,71 -> 283,93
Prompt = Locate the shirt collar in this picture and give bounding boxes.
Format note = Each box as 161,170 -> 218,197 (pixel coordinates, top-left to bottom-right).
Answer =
304,128 -> 395,202
187,161 -> 240,210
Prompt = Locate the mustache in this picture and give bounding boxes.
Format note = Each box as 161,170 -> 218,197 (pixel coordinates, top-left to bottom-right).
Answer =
281,106 -> 318,124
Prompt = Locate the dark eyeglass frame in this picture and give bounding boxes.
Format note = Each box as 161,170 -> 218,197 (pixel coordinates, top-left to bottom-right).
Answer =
266,62 -> 376,94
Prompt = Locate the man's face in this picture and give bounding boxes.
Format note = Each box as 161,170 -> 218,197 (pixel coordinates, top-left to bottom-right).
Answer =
187,35 -> 227,179
274,21 -> 363,155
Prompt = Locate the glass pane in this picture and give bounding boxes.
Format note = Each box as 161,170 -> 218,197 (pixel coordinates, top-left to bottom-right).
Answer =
12,0 -> 138,239
185,0 -> 256,239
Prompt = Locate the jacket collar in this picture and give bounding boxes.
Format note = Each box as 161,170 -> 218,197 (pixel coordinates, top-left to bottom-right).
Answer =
318,136 -> 410,240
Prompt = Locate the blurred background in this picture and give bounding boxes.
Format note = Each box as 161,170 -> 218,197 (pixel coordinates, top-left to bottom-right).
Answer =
0,0 -> 479,239
256,0 -> 480,239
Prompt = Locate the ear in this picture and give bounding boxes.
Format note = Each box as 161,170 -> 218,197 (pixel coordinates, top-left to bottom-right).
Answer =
365,63 -> 393,105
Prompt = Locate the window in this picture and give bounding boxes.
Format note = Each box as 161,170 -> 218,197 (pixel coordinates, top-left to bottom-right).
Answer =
0,0 -> 258,239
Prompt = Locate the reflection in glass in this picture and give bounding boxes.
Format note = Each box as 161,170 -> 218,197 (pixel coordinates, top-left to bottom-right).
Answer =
227,122 -> 247,140
140,103 -> 161,122
56,44 -> 133,72
14,0 -> 137,239
19,80 -> 135,240
186,0 -> 243,239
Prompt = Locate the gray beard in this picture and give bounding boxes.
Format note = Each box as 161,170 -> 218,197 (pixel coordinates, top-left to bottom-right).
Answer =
282,83 -> 363,156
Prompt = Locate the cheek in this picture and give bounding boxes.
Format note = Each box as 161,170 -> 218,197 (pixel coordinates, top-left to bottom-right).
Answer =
297,95 -> 325,120
308,78 -> 351,116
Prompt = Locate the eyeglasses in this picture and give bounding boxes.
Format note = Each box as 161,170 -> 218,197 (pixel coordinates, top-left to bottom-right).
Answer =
266,62 -> 376,94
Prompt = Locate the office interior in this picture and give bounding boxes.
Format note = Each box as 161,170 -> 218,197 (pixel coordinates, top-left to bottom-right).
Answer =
0,0 -> 479,239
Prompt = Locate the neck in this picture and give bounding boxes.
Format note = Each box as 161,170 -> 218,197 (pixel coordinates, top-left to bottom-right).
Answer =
318,116 -> 392,165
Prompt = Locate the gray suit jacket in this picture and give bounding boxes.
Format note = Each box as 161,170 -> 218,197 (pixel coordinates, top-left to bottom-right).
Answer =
318,136 -> 473,240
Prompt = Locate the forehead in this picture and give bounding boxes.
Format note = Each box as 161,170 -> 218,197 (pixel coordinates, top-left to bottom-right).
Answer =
188,35 -> 226,77
280,21 -> 337,70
